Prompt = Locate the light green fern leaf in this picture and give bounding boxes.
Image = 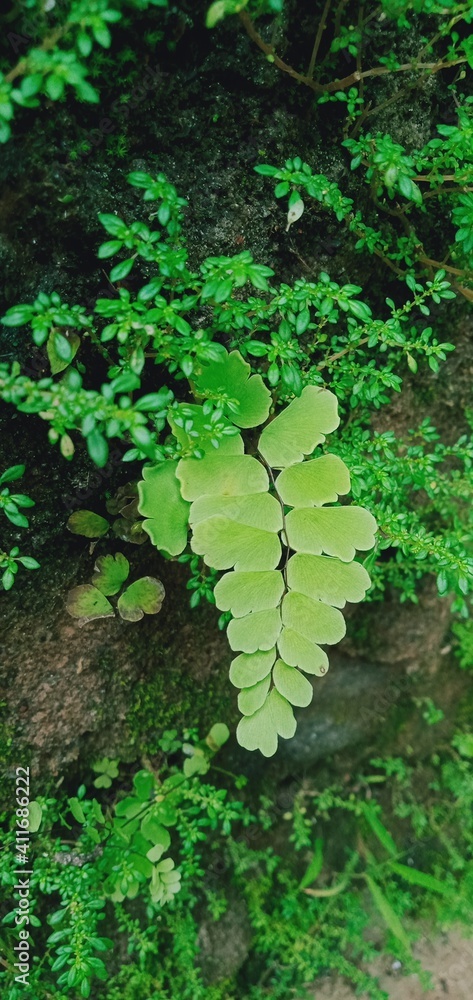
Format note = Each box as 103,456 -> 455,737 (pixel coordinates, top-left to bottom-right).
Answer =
178,384 -> 376,756
193,350 -> 271,428
141,372 -> 376,757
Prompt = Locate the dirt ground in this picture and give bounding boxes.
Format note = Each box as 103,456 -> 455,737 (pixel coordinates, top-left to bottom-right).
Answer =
311,927 -> 473,999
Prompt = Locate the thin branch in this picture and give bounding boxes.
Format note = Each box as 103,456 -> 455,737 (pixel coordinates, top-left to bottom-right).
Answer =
317,337 -> 369,371
307,0 -> 332,80
238,11 -> 467,95
419,257 -> 473,278
321,56 -> 467,93
238,11 -> 323,92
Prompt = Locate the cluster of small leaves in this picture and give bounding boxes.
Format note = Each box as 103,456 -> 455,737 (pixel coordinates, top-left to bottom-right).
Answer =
65,549 -> 165,624
453,618 -> 473,671
0,166 -> 467,623
0,168 -> 457,482
226,265 -> 455,404
255,122 -> 473,292
0,725 -> 241,999
228,734 -> 473,1000
0,546 -> 40,591
332,418 -> 473,614
0,0 -> 168,143
67,486 -> 147,546
204,0 -> 473,126
4,731 -> 473,999
0,464 -> 35,528
0,464 -> 40,589
0,363 -> 174,467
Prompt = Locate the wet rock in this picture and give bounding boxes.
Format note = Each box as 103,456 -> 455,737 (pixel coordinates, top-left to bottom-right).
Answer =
198,895 -> 252,983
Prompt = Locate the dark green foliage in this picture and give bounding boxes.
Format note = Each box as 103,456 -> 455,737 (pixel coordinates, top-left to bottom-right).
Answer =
3,729 -> 473,999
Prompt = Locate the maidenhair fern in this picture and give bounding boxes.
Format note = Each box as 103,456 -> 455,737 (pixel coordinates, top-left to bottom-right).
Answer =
138,350 -> 376,756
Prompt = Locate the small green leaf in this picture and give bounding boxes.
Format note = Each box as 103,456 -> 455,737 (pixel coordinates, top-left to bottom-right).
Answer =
206,0 -> 228,28
273,659 -> 313,707
236,700 -> 278,757
238,675 -> 272,715
361,803 -> 398,857
295,307 -> 310,336
193,350 -> 271,428
17,556 -> 40,570
389,862 -> 452,896
98,213 -> 126,237
299,838 -> 324,889
138,460 -> 190,556
254,163 -> 278,176
1,305 -> 34,327
258,386 -> 340,469
45,74 -> 65,101
189,492 -> 282,532
146,844 -> 167,863
91,553 -> 130,595
110,258 -> 134,282
274,180 -> 290,198
227,607 -> 282,653
278,624 -> 329,673
191,516 -> 281,571
67,510 -> 110,538
133,769 -> 155,802
97,239 -> 123,259
286,553 -> 371,607
0,465 -> 25,484
87,430 -> 109,468
214,570 -> 284,617
276,454 -> 350,507
177,454 -> 268,502
229,648 -> 276,688
141,815 -> 171,848
68,797 -> 86,824
117,576 -> 165,622
282,591 -> 345,645
206,722 -> 230,750
285,506 -> 377,561
365,876 -> 412,953
27,801 -> 43,832
184,754 -> 210,776
66,585 -> 114,623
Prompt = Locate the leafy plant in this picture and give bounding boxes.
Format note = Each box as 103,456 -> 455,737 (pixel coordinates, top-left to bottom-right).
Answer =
0,546 -> 40,591
0,465 -> 40,589
0,465 -> 35,528
453,618 -> 473,670
135,349 -> 376,756
93,757 -> 120,788
66,551 -> 165,623
0,0 -> 169,144
0,725 -> 243,999
255,150 -> 471,297
207,0 -> 473,131
1,162 -> 471,747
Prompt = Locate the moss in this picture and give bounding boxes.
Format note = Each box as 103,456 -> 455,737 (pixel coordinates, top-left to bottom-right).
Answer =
125,643 -> 236,755
0,703 -> 28,808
